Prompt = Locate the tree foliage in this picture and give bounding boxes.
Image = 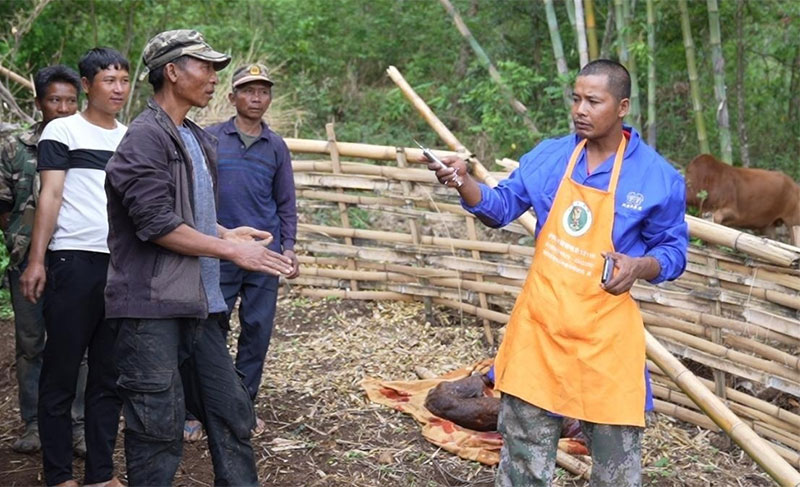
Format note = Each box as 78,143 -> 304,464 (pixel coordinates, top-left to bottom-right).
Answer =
0,0 -> 799,175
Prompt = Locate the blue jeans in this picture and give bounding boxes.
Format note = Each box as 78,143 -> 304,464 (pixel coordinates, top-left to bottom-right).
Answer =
7,258 -> 86,431
220,261 -> 279,400
114,315 -> 257,487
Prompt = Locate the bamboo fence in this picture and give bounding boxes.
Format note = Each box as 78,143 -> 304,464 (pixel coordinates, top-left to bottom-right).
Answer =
286,131 -> 800,484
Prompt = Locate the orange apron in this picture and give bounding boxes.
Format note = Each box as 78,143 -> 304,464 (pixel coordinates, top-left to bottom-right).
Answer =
494,136 -> 646,427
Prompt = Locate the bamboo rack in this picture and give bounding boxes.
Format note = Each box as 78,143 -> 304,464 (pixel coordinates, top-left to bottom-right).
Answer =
280,68 -> 800,485
287,131 -> 800,482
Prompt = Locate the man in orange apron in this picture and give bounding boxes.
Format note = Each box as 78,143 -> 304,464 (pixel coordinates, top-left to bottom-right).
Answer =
425,59 -> 688,486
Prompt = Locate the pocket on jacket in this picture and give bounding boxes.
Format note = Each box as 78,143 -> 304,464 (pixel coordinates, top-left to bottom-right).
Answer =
151,254 -> 203,303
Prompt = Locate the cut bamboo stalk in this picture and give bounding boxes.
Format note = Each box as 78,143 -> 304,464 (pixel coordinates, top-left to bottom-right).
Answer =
654,396 -> 800,467
719,261 -> 800,291
640,302 -> 800,347
687,216 -> 800,267
646,331 -> 800,484
650,366 -> 800,430
298,289 -> 413,301
556,450 -> 592,480
642,310 -> 800,369
466,215 -> 495,345
395,146 -> 436,325
287,137 -> 459,162
651,330 -> 800,397
0,63 -> 34,91
653,399 -> 720,431
648,325 -> 800,385
298,223 -> 535,256
653,381 -> 800,439
293,160 -> 439,184
300,267 -> 415,283
744,308 -> 800,340
431,297 -> 510,324
326,123 -> 359,291
685,261 -> 789,293
298,189 -> 473,218
386,65 -> 538,236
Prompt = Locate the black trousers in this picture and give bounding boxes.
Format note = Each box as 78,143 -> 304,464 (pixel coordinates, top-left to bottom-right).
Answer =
114,315 -> 258,487
39,250 -> 121,485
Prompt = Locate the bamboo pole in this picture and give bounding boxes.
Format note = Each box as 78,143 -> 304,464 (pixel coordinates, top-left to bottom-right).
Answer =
437,0 -> 540,135
286,137 -> 459,162
293,160 -> 439,184
646,0 -> 657,147
0,64 -> 34,91
299,289 -> 414,302
543,0 -> 574,123
646,333 -> 800,485
298,223 -> 534,256
395,146 -> 436,327
649,366 -> 800,430
640,302 -> 800,347
644,310 -> 800,371
386,66 -> 538,237
648,326 -> 800,387
326,123 -> 359,291
574,0 -> 589,68
584,0 -> 599,60
556,450 -> 592,480
678,0 -> 711,154
687,216 -> 800,267
614,0 -> 641,130
707,0 -> 733,164
735,0 -> 751,166
298,189 -> 471,217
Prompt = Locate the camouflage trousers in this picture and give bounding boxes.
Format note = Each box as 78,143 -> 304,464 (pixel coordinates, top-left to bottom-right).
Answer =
496,393 -> 642,487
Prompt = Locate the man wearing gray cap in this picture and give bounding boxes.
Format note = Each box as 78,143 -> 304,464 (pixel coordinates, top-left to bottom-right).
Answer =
206,64 -> 299,435
105,29 -> 293,486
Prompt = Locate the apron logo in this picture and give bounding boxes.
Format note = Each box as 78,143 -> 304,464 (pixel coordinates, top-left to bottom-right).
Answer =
562,201 -> 592,237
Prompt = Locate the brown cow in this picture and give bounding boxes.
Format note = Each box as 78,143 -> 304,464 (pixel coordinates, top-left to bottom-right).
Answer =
685,154 -> 800,245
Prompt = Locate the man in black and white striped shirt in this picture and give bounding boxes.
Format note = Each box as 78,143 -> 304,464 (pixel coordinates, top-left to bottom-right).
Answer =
21,47 -> 130,487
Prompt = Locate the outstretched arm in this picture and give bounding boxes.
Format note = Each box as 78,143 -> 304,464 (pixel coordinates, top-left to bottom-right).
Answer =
156,224 -> 292,277
424,154 -> 533,228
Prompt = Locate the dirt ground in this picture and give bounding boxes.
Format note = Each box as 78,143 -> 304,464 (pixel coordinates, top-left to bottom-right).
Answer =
0,293 -> 777,486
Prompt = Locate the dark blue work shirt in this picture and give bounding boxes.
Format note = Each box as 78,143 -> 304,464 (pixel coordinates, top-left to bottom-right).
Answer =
206,117 -> 297,254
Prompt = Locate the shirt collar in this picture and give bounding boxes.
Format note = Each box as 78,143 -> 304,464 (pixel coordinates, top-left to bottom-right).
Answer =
223,116 -> 272,142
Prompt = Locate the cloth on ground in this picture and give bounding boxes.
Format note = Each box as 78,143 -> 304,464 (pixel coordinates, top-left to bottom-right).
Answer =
361,359 -> 588,465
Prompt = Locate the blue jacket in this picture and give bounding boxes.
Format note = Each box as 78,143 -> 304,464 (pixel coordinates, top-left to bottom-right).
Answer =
464,126 -> 688,284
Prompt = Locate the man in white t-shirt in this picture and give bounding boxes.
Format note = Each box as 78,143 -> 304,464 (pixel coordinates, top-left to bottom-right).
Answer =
21,47 -> 130,487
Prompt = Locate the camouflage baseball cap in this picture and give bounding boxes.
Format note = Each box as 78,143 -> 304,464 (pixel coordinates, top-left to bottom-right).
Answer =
142,29 -> 231,71
232,63 -> 274,88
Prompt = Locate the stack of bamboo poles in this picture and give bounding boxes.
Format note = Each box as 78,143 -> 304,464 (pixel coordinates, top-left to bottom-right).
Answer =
285,132 -> 800,477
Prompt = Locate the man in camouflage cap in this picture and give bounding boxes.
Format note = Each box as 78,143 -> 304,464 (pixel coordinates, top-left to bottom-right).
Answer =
106,30 -> 293,486
141,29 -> 230,71
0,65 -> 87,457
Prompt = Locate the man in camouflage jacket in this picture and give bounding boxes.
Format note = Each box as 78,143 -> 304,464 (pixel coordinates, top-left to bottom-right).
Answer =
0,65 -> 86,455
